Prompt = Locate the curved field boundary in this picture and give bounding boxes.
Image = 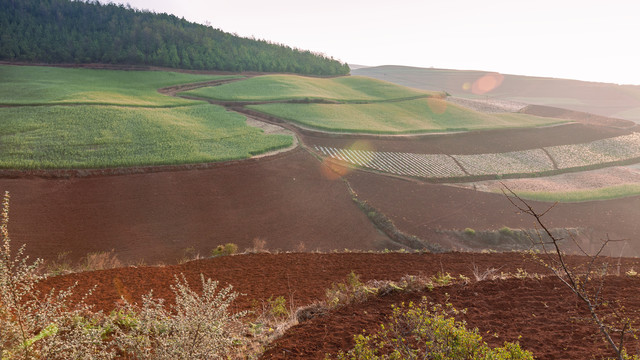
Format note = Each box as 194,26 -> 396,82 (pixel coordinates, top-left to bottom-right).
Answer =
315,132 -> 640,180
315,146 -> 466,178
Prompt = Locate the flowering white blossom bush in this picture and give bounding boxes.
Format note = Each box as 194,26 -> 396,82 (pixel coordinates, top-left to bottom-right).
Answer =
1,191 -> 247,360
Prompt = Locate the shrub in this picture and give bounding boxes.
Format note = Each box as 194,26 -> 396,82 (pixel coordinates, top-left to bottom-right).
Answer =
431,271 -> 454,286
325,271 -> 375,308
1,191 -> 115,360
83,249 -> 123,271
266,296 -> 289,319
112,274 -> 248,360
1,191 -> 248,360
464,227 -> 476,236
499,226 -> 514,237
211,243 -> 238,257
329,299 -> 534,359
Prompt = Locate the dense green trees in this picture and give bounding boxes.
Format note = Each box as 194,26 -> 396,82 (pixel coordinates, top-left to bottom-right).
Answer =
0,0 -> 350,76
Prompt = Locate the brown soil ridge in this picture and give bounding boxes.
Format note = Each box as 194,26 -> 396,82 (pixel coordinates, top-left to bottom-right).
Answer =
35,252 -> 640,359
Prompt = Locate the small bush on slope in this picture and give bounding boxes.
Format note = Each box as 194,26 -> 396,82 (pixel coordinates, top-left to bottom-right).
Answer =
328,299 -> 533,360
0,191 -> 115,360
112,274 -> 248,360
0,191 -> 246,360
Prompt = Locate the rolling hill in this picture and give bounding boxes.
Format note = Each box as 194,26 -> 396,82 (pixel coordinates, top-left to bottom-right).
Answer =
0,0 -> 349,75
353,65 -> 640,122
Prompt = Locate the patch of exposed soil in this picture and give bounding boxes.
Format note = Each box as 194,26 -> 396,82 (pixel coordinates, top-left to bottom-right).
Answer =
464,166 -> 640,193
1,148 -> 391,265
35,252 -> 640,360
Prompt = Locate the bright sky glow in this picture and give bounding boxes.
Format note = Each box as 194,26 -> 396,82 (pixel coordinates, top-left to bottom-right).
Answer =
112,0 -> 640,85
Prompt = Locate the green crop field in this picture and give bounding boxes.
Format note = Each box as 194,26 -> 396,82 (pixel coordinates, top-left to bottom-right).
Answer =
500,184 -> 640,203
248,99 -> 566,134
0,104 -> 292,169
182,74 -> 434,102
0,65 -> 241,106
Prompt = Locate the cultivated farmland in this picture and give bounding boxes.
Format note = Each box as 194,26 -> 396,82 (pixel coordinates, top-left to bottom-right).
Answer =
250,100 -> 564,134
315,133 -> 640,179
0,66 -> 292,169
0,64 -> 239,106
315,146 -> 466,178
182,74 -> 434,102
0,105 -> 292,169
452,148 -> 554,176
545,132 -> 640,169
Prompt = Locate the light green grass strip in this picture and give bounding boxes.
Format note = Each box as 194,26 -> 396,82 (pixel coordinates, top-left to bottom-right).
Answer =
0,104 -> 292,169
248,99 -> 565,134
504,184 -> 640,202
0,65 -> 241,106
183,74 -> 434,101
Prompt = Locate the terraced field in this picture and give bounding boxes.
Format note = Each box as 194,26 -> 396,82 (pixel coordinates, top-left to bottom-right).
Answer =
0,105 -> 292,169
0,64 -> 240,106
182,74 -> 567,134
251,100 -> 563,134
452,149 -> 554,176
547,132 -> 640,169
316,132 -> 640,179
315,146 -> 466,178
182,74 -> 433,102
0,66 -> 292,169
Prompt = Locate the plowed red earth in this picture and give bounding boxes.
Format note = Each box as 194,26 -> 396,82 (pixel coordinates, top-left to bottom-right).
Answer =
346,171 -> 640,256
0,148 -> 390,264
301,123 -> 631,154
37,252 -> 640,359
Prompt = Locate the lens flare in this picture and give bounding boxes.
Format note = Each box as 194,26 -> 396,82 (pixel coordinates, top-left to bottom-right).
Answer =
347,140 -> 375,167
471,73 -> 504,95
348,140 -> 374,152
462,82 -> 472,91
320,157 -> 350,180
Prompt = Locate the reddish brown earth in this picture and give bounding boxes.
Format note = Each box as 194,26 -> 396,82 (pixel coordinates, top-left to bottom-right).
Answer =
37,252 -> 640,359
264,275 -> 640,360
346,171 -> 640,256
3,121 -> 640,264
301,123 -> 631,155
0,148 -> 391,264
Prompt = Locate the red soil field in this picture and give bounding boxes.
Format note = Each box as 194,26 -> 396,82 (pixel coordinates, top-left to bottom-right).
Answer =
0,148 -> 391,264
264,275 -> 640,360
346,171 -> 640,256
3,121 -> 640,264
37,252 -> 640,359
6,71 -> 640,358
301,123 -> 632,155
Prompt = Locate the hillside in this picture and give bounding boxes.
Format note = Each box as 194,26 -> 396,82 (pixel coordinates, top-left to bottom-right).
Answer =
353,65 -> 640,122
0,65 -> 293,169
0,0 -> 349,75
185,74 -> 566,134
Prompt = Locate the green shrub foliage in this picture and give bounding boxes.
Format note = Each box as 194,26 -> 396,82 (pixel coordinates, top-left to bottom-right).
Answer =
329,299 -> 534,360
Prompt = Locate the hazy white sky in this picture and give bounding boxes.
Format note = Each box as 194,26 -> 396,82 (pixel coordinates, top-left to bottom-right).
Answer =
112,0 -> 640,85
